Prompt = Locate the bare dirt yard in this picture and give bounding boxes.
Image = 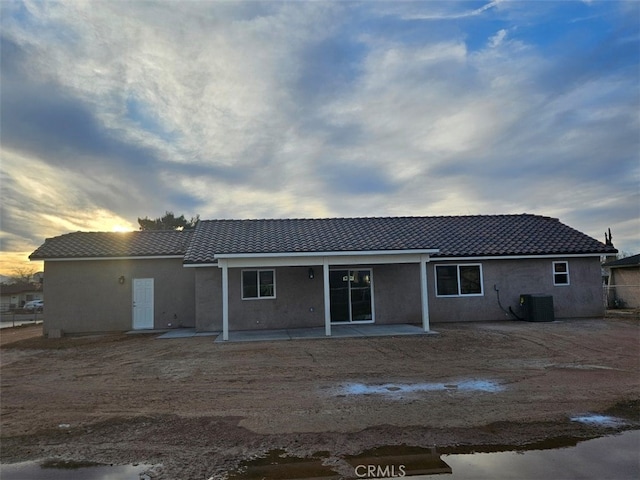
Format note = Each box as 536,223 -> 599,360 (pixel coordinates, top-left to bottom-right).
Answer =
1,317 -> 639,479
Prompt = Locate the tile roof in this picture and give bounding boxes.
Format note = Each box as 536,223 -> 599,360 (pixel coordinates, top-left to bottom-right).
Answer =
29,230 -> 193,260
182,214 -> 616,264
603,253 -> 640,268
29,215 -> 616,263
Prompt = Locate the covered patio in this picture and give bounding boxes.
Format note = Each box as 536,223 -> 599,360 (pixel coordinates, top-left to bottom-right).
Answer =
212,252 -> 437,341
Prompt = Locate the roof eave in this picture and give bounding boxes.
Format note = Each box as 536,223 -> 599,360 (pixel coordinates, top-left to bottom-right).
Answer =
31,255 -> 185,262
431,252 -> 614,260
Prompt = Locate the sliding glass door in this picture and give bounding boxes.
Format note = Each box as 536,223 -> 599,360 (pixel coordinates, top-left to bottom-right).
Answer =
329,269 -> 373,323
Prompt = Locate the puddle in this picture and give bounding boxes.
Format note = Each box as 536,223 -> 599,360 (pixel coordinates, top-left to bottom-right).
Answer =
227,449 -> 339,479
437,430 -> 639,480
338,379 -> 504,396
570,413 -> 627,427
0,459 -> 154,479
4,430 -> 638,479
226,430 -> 639,479
344,445 -> 452,477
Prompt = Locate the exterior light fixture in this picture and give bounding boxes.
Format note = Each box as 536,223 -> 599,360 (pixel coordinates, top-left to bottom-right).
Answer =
308,268 -> 314,279
118,275 -> 125,285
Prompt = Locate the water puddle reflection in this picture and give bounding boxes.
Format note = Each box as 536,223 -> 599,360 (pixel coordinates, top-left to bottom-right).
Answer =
337,379 -> 504,397
437,429 -> 639,480
2,430 -> 637,479
0,460 -> 153,480
228,430 -> 639,479
344,445 -> 452,477
227,449 -> 339,479
571,413 -> 628,427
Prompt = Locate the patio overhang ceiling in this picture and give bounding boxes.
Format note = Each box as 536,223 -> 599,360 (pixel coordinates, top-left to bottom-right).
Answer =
210,249 -> 441,268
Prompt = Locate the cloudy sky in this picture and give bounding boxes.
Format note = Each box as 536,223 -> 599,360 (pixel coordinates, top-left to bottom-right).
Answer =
1,0 -> 639,274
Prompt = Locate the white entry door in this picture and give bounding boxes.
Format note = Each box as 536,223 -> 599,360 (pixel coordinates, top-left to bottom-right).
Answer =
132,278 -> 154,329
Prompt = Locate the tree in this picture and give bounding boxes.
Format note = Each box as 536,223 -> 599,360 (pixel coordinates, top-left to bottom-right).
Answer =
9,266 -> 38,284
138,211 -> 200,231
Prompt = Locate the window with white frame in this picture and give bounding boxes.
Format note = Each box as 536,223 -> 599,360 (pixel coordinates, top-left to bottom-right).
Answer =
435,264 -> 483,297
242,269 -> 275,299
553,261 -> 570,286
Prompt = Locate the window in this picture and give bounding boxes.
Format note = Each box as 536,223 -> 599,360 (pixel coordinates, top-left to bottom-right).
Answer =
242,269 -> 275,299
553,261 -> 570,286
435,264 -> 483,296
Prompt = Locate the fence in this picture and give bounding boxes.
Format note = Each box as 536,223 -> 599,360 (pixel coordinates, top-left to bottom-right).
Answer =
0,310 -> 43,328
603,284 -> 640,310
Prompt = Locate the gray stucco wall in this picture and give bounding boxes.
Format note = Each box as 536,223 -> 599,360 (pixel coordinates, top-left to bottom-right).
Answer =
43,258 -> 194,336
44,255 -> 603,336
193,257 -> 604,331
228,266 -> 324,330
194,267 -> 221,331
372,264 -> 422,325
427,256 -> 605,322
195,266 -> 325,331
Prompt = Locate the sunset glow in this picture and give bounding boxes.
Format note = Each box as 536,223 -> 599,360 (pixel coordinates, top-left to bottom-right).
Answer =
111,225 -> 135,233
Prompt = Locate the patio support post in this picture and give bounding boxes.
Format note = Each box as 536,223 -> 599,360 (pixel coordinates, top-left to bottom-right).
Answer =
221,260 -> 229,341
323,257 -> 331,336
420,255 -> 430,332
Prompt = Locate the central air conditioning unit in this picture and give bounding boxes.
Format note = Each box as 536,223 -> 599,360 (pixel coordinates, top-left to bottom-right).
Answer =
519,294 -> 555,322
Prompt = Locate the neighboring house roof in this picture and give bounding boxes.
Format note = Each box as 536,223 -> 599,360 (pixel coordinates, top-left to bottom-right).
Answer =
0,283 -> 42,295
29,230 -> 193,260
29,214 -> 616,263
603,254 -> 640,268
182,214 -> 616,264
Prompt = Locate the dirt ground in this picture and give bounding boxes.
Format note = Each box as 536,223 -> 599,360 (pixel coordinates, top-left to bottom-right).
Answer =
1,317 -> 639,479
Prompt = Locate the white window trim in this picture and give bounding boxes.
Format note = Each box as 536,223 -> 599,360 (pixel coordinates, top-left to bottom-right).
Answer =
241,269 -> 276,300
434,263 -> 484,297
552,261 -> 570,286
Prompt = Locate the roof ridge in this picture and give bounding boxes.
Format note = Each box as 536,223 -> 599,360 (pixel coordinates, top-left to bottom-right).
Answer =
56,229 -> 192,235
197,213 -> 551,222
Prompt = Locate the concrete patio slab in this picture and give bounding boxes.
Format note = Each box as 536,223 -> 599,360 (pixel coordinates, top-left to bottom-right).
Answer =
213,324 -> 437,343
156,329 -> 219,339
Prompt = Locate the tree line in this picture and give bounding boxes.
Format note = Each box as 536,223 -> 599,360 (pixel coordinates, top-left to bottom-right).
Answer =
137,211 -> 199,231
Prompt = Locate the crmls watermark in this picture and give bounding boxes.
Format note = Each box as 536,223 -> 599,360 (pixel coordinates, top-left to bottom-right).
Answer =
354,464 -> 406,478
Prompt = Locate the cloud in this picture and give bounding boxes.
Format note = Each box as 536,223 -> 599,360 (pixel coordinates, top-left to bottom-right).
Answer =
0,0 -> 638,273
399,0 -> 502,21
489,28 -> 508,47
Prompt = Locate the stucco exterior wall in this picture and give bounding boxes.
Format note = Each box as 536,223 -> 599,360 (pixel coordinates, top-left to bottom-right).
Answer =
192,257 -> 604,332
372,264 -> 422,325
194,264 -> 425,331
210,266 -> 325,331
194,267 -> 222,331
43,258 -> 194,336
427,257 -> 605,322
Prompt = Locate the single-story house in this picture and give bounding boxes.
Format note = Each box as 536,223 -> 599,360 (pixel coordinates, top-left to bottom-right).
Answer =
603,254 -> 640,309
0,282 -> 44,312
30,214 -> 617,339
